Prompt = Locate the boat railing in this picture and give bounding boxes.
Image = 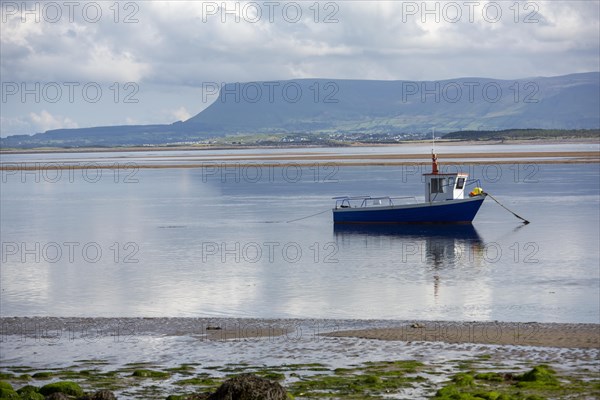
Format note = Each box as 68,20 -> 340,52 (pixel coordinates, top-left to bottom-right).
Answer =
333,196 -> 417,209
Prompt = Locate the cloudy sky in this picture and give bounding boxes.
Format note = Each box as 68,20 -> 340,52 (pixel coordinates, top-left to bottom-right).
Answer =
1,0 -> 598,136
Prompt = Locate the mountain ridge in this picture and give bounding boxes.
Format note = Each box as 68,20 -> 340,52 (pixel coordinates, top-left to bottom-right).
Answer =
2,72 -> 598,148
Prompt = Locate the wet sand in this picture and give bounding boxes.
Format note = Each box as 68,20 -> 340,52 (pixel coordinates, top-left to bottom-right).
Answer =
1,150 -> 598,170
1,317 -> 597,349
326,321 -> 600,349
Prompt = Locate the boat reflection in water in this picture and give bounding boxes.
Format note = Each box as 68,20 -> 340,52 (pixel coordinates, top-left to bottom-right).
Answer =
333,224 -> 486,298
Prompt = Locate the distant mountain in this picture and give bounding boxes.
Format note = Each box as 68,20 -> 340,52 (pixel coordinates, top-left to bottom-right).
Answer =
2,72 -> 599,148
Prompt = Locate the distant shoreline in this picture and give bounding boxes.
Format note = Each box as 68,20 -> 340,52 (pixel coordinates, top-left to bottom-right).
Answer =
1,150 -> 598,170
1,138 -> 598,155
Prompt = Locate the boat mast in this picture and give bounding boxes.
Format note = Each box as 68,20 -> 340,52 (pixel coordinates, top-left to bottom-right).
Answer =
431,128 -> 439,175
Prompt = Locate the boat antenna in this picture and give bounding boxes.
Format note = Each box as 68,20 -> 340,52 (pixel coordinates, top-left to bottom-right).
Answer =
431,128 -> 438,174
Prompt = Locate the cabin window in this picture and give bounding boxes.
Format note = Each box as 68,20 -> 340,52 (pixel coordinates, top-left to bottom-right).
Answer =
456,177 -> 465,189
431,178 -> 446,193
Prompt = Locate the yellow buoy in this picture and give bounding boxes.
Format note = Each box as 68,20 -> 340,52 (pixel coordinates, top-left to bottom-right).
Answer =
469,187 -> 483,197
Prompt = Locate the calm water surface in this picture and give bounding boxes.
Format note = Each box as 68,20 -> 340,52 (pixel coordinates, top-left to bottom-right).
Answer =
1,149 -> 599,322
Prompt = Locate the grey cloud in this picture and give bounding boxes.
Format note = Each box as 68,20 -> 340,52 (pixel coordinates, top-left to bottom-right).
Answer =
1,0 -> 598,135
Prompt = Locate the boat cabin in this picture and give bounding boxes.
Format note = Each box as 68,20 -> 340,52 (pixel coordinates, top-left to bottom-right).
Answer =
423,153 -> 468,202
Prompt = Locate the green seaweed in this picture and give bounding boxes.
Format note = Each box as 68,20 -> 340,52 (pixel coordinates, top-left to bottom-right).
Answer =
31,372 -> 53,379
5,367 -> 35,374
432,364 -> 592,400
131,369 -> 171,379
334,368 -> 354,375
366,360 -> 424,371
515,365 -> 560,389
0,358 -> 596,400
17,392 -> 44,400
281,363 -> 329,371
263,372 -> 286,381
75,359 -> 110,365
15,385 -> 39,395
475,372 -> 505,382
289,371 -> 416,398
0,388 -> 20,399
452,373 -> 476,387
39,381 -> 84,397
435,384 -> 477,399
166,364 -> 196,375
0,382 -> 19,399
174,377 -> 220,387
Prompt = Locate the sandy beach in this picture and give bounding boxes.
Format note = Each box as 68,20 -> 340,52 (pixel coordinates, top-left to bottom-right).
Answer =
1,138 -> 598,155
1,317 -> 597,349
326,321 -> 600,349
1,150 -> 599,170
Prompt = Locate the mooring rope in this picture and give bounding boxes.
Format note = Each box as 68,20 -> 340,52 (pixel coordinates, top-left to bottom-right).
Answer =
286,209 -> 331,223
259,208 -> 331,224
484,192 -> 530,224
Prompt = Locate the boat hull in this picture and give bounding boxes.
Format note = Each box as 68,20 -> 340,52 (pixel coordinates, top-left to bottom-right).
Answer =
333,195 -> 486,224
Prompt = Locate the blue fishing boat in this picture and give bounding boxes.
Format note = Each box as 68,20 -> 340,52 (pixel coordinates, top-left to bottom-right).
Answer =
333,152 -> 486,224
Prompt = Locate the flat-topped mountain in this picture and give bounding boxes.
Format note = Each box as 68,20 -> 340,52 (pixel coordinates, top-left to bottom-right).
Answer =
2,72 -> 598,148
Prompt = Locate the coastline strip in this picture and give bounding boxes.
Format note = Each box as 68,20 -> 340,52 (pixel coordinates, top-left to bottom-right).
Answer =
1,151 -> 599,170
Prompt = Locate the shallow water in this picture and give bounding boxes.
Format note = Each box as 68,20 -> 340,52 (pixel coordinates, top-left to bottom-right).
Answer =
1,149 -> 599,323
